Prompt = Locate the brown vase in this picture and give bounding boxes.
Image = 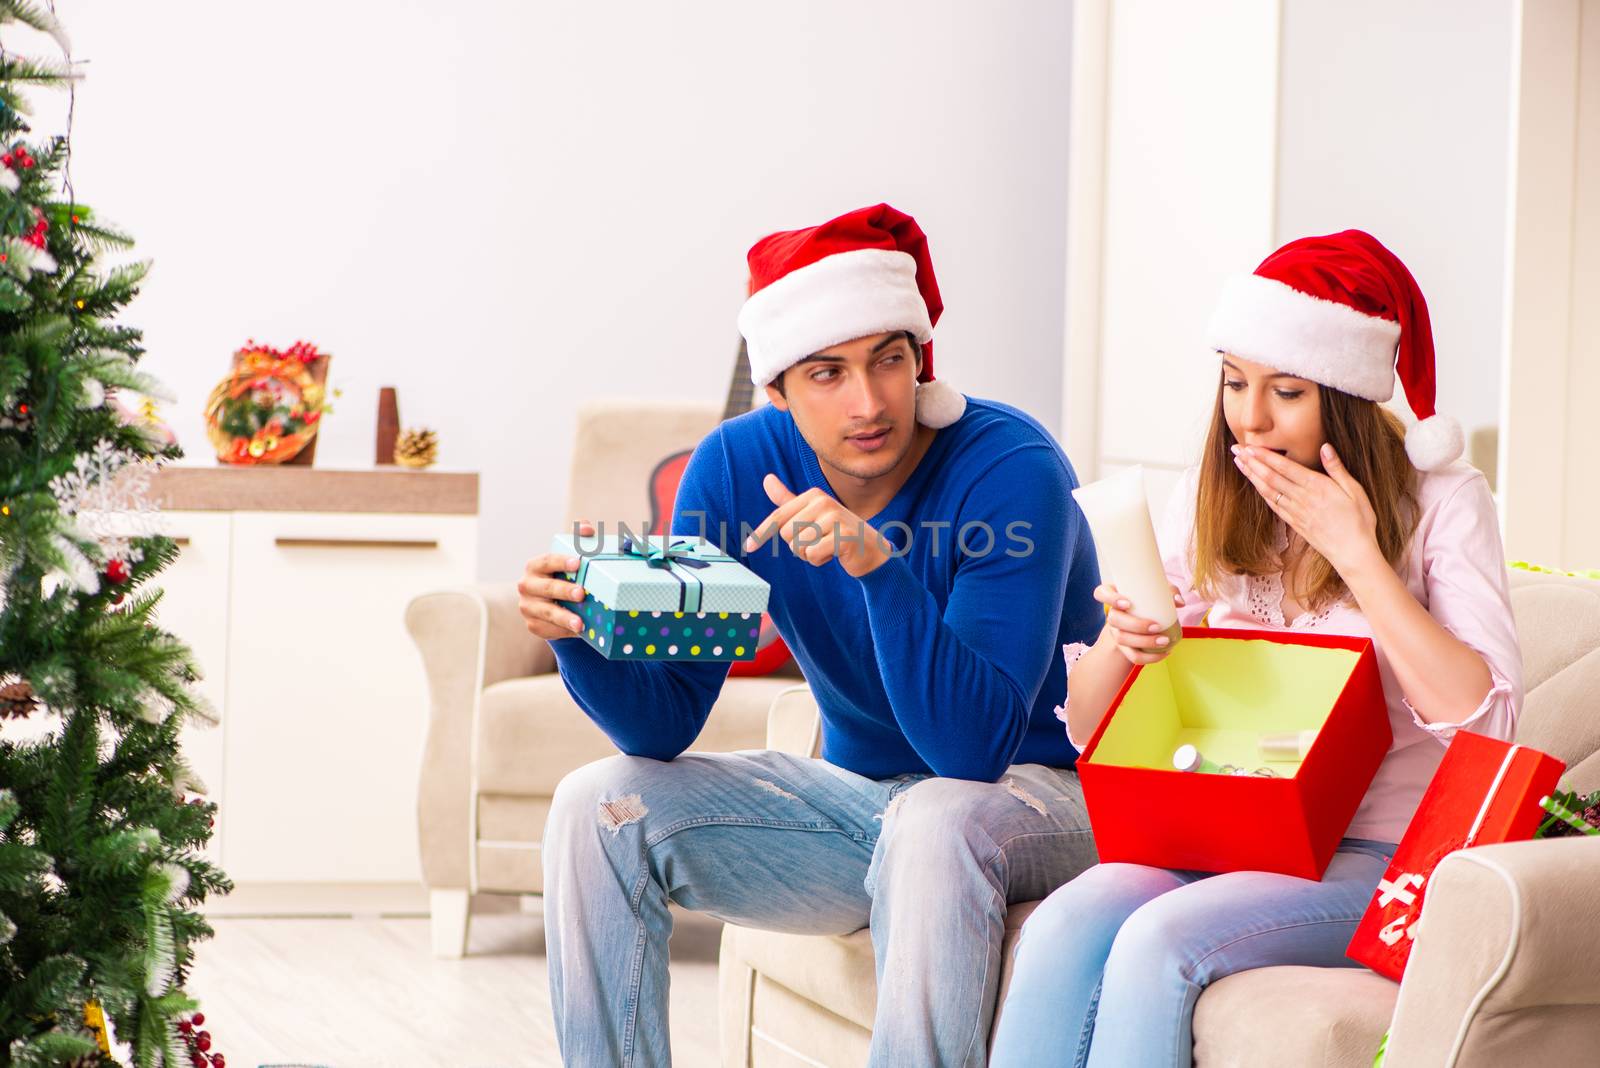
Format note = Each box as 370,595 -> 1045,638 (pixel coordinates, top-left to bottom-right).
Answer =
375,387 -> 400,466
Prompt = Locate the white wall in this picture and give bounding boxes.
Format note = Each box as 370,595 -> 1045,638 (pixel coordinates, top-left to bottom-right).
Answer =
1500,0 -> 1600,569
1276,0 -> 1513,447
1068,0 -> 1282,512
1068,0 -> 1519,518
40,0 -> 1072,582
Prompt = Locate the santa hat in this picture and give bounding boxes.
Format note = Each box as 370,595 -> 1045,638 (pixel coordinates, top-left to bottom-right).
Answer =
737,203 -> 967,429
1204,229 -> 1462,471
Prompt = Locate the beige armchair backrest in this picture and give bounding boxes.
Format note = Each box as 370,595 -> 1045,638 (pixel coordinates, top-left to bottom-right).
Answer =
562,399 -> 722,532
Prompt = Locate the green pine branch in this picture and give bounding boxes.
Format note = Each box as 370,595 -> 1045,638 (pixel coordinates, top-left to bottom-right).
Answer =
0,57 -> 71,88
0,0 -> 68,41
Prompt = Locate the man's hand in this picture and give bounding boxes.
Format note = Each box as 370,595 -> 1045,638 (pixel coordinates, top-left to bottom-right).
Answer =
743,474 -> 891,578
517,520 -> 595,639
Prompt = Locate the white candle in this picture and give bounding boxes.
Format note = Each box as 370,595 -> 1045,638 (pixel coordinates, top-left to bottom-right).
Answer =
1258,729 -> 1319,761
1071,466 -> 1179,639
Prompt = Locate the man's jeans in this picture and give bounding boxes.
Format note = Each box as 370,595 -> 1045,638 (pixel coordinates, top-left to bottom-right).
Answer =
543,748 -> 1098,1067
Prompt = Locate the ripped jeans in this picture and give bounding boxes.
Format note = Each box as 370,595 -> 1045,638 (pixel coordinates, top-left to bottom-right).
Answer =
542,750 -> 1097,1068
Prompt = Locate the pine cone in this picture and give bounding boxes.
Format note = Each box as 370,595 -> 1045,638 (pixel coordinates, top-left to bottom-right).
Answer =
0,677 -> 39,719
393,427 -> 438,469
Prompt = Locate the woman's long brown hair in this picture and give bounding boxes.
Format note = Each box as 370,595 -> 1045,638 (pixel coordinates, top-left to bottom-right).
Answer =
1191,375 -> 1420,611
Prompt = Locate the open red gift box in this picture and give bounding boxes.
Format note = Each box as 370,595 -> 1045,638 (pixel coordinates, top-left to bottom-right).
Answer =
1077,627 -> 1393,880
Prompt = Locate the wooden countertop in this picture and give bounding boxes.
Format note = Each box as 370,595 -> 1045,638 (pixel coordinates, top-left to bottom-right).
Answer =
151,466 -> 480,515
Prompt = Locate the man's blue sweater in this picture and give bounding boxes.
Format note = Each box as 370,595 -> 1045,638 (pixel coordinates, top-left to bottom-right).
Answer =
550,396 -> 1103,783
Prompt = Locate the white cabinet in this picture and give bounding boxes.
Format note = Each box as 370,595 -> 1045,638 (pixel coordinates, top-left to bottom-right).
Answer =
151,469 -> 478,885
222,512 -> 475,881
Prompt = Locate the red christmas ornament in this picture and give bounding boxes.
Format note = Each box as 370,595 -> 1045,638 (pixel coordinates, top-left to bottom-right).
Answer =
24,212 -> 48,249
176,1012 -> 223,1068
105,559 -> 130,584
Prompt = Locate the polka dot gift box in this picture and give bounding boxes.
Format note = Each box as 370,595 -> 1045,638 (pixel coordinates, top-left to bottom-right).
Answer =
551,532 -> 771,662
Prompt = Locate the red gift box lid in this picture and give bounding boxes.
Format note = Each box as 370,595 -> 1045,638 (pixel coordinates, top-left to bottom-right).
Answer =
1345,730 -> 1565,980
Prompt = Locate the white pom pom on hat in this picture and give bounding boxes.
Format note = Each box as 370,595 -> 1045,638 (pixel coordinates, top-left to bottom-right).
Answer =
738,203 -> 965,429
1405,412 -> 1464,472
914,378 -> 967,429
1203,229 -> 1462,470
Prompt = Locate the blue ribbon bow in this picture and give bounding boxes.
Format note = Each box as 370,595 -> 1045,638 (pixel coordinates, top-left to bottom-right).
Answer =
576,536 -> 733,614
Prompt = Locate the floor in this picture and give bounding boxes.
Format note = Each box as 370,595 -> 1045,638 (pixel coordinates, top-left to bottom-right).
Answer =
185,888 -> 722,1067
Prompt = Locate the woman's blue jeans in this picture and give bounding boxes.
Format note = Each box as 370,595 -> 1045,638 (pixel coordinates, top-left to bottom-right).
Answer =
989,839 -> 1396,1068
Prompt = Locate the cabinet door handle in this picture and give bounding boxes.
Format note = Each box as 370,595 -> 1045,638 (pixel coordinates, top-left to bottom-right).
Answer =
274,537 -> 441,550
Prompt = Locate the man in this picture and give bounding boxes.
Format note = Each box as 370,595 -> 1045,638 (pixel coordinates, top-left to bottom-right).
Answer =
519,204 -> 1103,1066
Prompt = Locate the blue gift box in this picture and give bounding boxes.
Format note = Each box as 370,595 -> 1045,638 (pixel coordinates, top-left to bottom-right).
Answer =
551,533 -> 771,661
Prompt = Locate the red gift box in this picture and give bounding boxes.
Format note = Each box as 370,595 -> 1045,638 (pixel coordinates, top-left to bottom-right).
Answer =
1346,730 -> 1564,981
1078,627 -> 1392,880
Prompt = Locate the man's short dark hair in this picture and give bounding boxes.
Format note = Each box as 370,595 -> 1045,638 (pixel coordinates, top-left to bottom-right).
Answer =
770,331 -> 922,399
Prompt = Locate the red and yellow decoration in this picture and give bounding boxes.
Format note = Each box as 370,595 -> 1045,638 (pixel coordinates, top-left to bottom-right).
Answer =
203,340 -> 333,466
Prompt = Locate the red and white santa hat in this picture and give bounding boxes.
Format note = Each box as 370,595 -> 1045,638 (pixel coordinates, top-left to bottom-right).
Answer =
737,203 -> 967,428
1204,229 -> 1463,471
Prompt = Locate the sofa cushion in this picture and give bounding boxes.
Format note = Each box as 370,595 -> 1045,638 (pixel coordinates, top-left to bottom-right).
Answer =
476,674 -> 792,795
1508,572 -> 1600,768
720,925 -> 878,1032
718,899 -> 1042,1038
1515,645 -> 1600,774
1510,579 -> 1600,692
1192,966 -> 1398,1067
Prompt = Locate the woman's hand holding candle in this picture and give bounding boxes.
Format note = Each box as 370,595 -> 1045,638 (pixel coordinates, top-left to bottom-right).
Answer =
1061,581 -> 1187,744
1094,581 -> 1186,667
1060,582 -> 1187,744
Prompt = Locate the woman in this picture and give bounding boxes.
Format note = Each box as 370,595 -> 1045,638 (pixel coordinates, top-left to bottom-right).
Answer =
988,230 -> 1523,1067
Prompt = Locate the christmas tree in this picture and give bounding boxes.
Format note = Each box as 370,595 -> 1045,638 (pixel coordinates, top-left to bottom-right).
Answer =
0,4 -> 230,1065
